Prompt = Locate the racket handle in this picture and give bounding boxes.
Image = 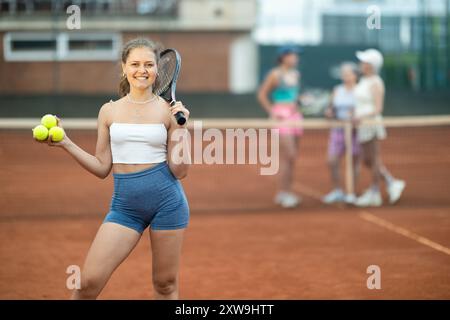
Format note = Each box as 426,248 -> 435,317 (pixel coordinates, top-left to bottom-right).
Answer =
175,111 -> 186,126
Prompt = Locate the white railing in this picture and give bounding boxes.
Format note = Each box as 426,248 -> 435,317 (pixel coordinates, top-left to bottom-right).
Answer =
0,0 -> 179,16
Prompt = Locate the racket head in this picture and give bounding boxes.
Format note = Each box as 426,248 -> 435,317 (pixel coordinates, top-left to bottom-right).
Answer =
154,48 -> 181,103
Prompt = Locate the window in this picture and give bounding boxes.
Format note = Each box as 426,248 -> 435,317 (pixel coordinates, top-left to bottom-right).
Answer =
11,39 -> 57,51
3,32 -> 121,61
68,39 -> 113,51
4,33 -> 58,61
64,33 -> 120,61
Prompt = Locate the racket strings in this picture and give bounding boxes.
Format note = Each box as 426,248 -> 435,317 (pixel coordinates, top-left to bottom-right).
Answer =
154,53 -> 177,95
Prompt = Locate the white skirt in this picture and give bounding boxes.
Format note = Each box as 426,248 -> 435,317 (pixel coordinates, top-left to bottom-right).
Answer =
357,115 -> 387,143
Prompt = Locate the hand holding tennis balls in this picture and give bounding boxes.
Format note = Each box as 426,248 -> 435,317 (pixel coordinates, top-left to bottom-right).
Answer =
32,114 -> 67,146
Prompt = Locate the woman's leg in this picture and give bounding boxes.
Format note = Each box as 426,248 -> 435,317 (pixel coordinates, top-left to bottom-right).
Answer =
352,154 -> 360,193
322,154 -> 347,204
71,222 -> 142,299
278,135 -> 298,193
370,139 -> 382,189
328,154 -> 341,190
293,135 -> 301,171
150,228 -> 185,300
361,139 -> 381,190
288,135 -> 301,189
355,139 -> 383,206
379,165 -> 395,185
378,160 -> 406,204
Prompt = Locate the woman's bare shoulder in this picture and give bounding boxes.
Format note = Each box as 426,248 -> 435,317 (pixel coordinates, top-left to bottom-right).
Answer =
154,96 -> 172,128
98,97 -> 125,125
269,67 -> 280,78
155,95 -> 170,108
371,76 -> 385,89
101,97 -> 126,111
107,96 -> 127,106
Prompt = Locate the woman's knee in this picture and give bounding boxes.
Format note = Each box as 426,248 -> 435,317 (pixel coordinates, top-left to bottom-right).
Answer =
280,151 -> 296,164
74,274 -> 104,299
361,150 -> 373,167
288,152 -> 297,162
282,146 -> 297,161
327,156 -> 339,167
363,156 -> 372,168
153,275 -> 177,296
280,138 -> 297,159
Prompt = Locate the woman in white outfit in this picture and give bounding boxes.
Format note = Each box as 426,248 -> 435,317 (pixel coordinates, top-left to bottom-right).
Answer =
322,62 -> 360,205
353,49 -> 406,207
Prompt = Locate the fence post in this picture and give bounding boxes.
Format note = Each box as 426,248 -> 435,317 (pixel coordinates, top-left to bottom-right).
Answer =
344,120 -> 354,196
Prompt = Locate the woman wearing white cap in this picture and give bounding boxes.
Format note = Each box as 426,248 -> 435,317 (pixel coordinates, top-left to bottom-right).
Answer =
353,49 -> 405,207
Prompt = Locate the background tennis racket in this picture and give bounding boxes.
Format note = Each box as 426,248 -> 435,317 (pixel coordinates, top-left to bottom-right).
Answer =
154,48 -> 186,125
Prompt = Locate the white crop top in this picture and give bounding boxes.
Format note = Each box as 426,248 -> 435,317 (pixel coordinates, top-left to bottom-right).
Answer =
109,123 -> 167,164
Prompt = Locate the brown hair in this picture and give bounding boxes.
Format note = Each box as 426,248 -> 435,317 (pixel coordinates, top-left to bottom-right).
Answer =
119,38 -> 161,97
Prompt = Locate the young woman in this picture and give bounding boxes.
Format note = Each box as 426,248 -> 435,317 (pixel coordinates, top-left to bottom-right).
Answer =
257,46 -> 303,208
353,49 -> 405,207
34,38 -> 191,299
322,62 -> 360,204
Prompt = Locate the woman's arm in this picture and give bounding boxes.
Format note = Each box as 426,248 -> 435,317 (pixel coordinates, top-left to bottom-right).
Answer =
371,78 -> 385,116
297,71 -> 305,106
324,87 -> 336,119
167,101 -> 191,180
257,70 -> 277,115
59,103 -> 113,179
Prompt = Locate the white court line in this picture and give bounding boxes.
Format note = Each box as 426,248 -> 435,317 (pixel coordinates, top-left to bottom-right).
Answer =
359,211 -> 450,256
294,183 -> 450,257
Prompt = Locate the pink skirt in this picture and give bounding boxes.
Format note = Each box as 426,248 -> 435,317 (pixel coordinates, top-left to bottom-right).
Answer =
271,103 -> 303,136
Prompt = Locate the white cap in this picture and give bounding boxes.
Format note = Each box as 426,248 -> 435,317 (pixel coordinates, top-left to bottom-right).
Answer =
356,49 -> 384,71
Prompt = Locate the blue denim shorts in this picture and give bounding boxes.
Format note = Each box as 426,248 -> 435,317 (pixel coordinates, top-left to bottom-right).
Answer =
103,162 -> 190,233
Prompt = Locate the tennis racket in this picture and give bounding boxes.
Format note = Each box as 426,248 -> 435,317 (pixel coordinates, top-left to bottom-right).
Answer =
154,48 -> 186,125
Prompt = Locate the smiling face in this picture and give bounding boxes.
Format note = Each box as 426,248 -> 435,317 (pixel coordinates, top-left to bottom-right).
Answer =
122,47 -> 158,92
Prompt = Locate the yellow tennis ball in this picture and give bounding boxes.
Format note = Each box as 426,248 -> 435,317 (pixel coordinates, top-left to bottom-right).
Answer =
49,126 -> 65,142
41,114 -> 57,129
32,125 -> 49,141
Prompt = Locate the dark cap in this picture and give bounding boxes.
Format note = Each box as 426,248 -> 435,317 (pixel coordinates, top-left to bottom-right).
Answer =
277,45 -> 303,58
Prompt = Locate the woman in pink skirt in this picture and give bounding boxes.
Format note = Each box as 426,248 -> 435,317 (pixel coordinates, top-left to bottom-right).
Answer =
258,46 -> 303,208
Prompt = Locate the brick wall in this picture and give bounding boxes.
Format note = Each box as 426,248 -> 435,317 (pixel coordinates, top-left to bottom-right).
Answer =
0,31 -> 243,94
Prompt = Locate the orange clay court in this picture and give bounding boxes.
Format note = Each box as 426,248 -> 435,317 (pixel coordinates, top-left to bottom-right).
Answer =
0,122 -> 449,299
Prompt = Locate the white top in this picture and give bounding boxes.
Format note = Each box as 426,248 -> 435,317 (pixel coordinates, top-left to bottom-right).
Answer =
354,75 -> 382,118
333,84 -> 355,120
109,123 -> 167,164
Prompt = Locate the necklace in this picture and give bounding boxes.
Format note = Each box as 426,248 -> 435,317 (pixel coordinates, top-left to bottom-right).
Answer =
126,93 -> 157,104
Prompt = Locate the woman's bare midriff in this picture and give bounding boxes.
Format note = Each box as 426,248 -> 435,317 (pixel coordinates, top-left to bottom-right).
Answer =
113,163 -> 160,174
